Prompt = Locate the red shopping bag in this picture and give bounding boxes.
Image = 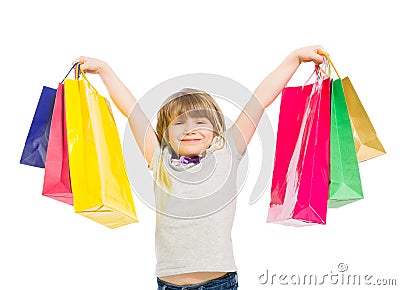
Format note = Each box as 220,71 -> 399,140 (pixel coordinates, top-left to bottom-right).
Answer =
267,74 -> 330,226
42,83 -> 73,205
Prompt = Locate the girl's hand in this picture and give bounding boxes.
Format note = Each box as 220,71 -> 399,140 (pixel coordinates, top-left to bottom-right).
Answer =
72,56 -> 108,75
292,45 -> 328,65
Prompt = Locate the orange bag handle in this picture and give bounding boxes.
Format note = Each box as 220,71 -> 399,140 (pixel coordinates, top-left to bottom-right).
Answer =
317,50 -> 341,79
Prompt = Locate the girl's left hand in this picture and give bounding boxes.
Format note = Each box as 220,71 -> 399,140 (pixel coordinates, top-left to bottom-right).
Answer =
292,45 -> 328,65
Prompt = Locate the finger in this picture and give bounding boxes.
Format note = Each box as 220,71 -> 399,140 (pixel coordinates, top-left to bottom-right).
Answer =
314,45 -> 329,65
76,60 -> 86,70
319,45 -> 328,52
72,58 -> 87,77
72,56 -> 87,66
72,57 -> 81,66
314,54 -> 325,65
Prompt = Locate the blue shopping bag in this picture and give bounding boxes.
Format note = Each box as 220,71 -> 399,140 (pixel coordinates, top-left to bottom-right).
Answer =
20,86 -> 57,168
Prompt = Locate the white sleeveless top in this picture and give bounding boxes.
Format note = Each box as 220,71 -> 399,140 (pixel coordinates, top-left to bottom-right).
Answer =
148,126 -> 246,277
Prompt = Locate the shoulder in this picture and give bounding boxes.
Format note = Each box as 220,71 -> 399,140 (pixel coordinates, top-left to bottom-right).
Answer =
148,141 -> 163,171
223,126 -> 246,161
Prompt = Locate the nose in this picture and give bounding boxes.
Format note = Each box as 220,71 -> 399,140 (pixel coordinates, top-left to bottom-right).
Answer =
183,121 -> 198,134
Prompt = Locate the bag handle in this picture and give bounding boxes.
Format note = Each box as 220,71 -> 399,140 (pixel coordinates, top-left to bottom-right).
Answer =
61,62 -> 79,83
67,62 -> 99,94
317,50 -> 341,79
302,55 -> 330,87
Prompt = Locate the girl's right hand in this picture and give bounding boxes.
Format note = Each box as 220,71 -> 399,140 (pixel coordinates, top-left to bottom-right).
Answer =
72,56 -> 108,75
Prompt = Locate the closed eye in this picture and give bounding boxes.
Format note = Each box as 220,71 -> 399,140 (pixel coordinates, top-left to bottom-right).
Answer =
174,121 -> 205,124
173,118 -> 209,125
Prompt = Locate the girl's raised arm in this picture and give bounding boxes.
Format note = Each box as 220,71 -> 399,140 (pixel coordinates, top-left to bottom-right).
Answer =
75,56 -> 159,166
231,45 -> 327,156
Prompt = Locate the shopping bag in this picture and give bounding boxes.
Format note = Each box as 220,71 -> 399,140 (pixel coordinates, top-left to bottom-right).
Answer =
342,77 -> 386,162
267,74 -> 330,226
20,86 -> 57,168
317,50 -> 385,162
329,78 -> 363,207
64,65 -> 138,228
42,83 -> 73,205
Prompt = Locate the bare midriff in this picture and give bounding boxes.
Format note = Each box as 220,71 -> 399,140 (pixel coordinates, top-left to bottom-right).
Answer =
158,271 -> 228,286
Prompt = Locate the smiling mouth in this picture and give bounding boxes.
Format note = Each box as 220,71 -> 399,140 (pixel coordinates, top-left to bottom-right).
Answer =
181,139 -> 201,142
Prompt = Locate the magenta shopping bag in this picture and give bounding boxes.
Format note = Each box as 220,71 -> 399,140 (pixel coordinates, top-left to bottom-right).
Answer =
42,83 -> 73,205
267,76 -> 330,226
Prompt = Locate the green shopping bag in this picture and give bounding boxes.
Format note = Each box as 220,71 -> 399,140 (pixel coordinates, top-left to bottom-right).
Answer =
328,78 -> 363,207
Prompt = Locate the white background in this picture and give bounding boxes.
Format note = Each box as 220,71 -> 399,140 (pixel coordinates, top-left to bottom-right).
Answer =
1,0 -> 399,289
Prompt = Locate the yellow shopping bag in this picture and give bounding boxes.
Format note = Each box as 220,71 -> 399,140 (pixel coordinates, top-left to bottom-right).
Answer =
318,51 -> 386,162
64,65 -> 138,228
342,77 -> 386,162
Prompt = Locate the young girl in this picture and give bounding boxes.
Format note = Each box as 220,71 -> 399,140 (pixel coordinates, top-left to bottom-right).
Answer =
74,45 -> 326,290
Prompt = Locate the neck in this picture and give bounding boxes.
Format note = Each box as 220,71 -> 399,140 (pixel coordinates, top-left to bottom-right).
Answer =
171,150 -> 206,159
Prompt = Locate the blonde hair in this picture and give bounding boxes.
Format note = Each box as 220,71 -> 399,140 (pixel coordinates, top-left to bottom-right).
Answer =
154,88 -> 226,194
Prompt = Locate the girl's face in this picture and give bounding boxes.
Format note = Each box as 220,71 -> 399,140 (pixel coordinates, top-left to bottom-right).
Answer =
168,115 -> 215,157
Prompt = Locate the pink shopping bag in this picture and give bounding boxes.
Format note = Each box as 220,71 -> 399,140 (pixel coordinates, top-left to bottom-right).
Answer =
267,76 -> 330,226
42,83 -> 73,205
